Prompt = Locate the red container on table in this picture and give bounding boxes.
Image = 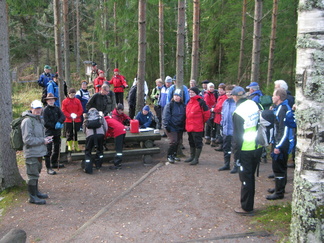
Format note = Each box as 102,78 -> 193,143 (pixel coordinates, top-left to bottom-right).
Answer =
130,119 -> 139,133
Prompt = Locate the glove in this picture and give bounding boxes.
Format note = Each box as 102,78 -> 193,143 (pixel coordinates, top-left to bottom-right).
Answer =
99,111 -> 104,117
55,122 -> 63,129
71,113 -> 77,119
96,84 -> 102,88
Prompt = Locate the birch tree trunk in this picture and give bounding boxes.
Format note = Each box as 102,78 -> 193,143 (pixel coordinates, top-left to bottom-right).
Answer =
54,0 -> 65,105
159,0 -> 165,82
237,0 -> 247,82
176,0 -> 185,90
0,0 -> 24,190
250,0 -> 262,83
136,0 -> 146,113
190,0 -> 200,81
63,0 -> 70,87
291,1 -> 324,242
266,0 -> 278,87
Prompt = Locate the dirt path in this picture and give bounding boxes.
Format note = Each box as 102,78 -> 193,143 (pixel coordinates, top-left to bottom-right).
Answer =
0,133 -> 294,242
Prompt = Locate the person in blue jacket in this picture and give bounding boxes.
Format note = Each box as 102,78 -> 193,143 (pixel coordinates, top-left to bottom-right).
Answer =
47,74 -> 60,107
135,105 -> 153,128
246,82 -> 263,104
76,80 -> 91,114
166,75 -> 190,104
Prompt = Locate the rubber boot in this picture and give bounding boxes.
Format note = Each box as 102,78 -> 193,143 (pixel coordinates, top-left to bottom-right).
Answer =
184,147 -> 195,163
266,177 -> 285,200
84,159 -> 93,174
67,140 -> 73,151
190,148 -> 202,165
28,181 -> 46,205
109,155 -> 122,170
74,141 -> 81,152
218,157 -> 230,171
36,180 -> 48,199
95,155 -> 103,170
230,165 -> 238,174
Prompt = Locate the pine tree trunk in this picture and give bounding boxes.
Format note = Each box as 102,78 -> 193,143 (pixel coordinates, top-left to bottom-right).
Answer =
266,0 -> 278,87
290,2 -> 324,242
176,0 -> 185,90
0,0 -> 24,190
54,0 -> 65,104
237,0 -> 247,83
63,0 -> 70,87
136,0 -> 147,113
190,0 -> 200,82
250,0 -> 262,83
101,0 -> 109,73
75,0 -> 80,73
159,0 -> 165,82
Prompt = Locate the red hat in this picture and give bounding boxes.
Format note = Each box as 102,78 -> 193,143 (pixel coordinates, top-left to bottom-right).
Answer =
99,70 -> 104,74
114,68 -> 119,72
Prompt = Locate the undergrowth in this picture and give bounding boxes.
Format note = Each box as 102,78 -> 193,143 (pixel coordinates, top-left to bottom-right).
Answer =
0,185 -> 26,220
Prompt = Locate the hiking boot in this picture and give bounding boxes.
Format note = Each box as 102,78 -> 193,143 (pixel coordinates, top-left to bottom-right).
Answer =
210,140 -> 217,147
109,165 -> 122,170
214,145 -> 223,151
218,165 -> 230,171
230,166 -> 239,174
205,138 -> 211,145
47,168 -> 57,175
167,155 -> 175,164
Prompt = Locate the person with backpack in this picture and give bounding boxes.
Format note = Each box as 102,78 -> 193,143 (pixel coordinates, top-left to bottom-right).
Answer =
83,108 -> 108,173
266,88 -> 292,200
162,89 -> 186,163
21,100 -> 54,205
43,93 -> 65,175
184,87 -> 210,165
76,80 -> 91,115
86,84 -> 116,116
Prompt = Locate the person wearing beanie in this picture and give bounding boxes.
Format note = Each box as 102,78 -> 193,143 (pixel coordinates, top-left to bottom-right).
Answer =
135,105 -> 153,128
231,86 -> 262,215
162,89 -> 186,163
185,87 -> 210,165
109,68 -> 128,105
112,103 -> 131,127
166,76 -> 190,104
203,82 -> 218,146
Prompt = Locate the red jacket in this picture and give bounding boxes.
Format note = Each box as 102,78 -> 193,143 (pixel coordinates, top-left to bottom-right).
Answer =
185,96 -> 210,132
62,97 -> 83,123
214,94 -> 227,124
104,116 -> 126,138
204,91 -> 217,109
94,76 -> 107,93
112,108 -> 130,125
109,75 -> 128,93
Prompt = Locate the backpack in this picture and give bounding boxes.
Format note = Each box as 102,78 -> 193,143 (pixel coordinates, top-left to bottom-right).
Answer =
256,110 -> 275,147
85,109 -> 102,129
259,95 -> 272,110
10,116 -> 34,151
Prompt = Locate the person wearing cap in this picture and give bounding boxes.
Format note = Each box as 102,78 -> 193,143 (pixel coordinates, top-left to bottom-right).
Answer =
21,100 -> 54,205
62,88 -> 84,151
43,93 -> 66,175
150,78 -> 164,127
203,82 -> 218,146
109,68 -> 128,105
135,105 -> 153,128
112,103 -> 131,127
199,80 -> 210,98
86,84 -> 116,117
46,73 -> 60,107
212,83 -> 228,150
158,76 -> 173,111
246,82 -> 263,104
166,75 -> 190,104
90,62 -> 100,82
185,87 -> 210,165
94,70 -> 108,93
76,80 -> 91,115
162,89 -> 186,163
38,65 -> 54,88
231,86 -> 262,215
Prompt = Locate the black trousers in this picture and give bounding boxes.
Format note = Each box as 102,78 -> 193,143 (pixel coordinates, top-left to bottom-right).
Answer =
45,135 -> 61,167
272,146 -> 289,178
239,148 -> 262,212
66,122 -> 82,141
115,92 -> 124,106
205,122 -> 216,140
129,105 -> 136,119
188,131 -> 204,149
222,135 -> 232,161
154,105 -> 162,128
85,134 -> 105,161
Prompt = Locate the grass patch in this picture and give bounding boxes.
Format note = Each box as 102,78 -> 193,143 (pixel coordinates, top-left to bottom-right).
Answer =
0,185 -> 26,220
251,203 -> 291,241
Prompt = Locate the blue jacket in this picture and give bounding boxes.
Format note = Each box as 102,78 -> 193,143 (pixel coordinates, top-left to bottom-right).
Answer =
167,85 -> 190,104
135,111 -> 153,128
158,85 -> 170,108
38,72 -> 54,88
248,90 -> 263,104
221,98 -> 236,136
76,89 -> 90,113
162,100 -> 186,132
47,81 -> 60,107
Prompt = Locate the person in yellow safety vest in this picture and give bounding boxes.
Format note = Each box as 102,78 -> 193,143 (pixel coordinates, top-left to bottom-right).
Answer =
231,86 -> 263,215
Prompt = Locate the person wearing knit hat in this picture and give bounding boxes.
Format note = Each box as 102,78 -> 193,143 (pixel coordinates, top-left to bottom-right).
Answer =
135,105 -> 153,128
166,76 -> 190,104
109,68 -> 128,106
203,82 -> 218,146
185,87 -> 210,165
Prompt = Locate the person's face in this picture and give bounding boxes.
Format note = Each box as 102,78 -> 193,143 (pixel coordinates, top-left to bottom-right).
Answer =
202,84 -> 207,90
81,83 -> 87,89
69,92 -> 76,98
92,66 -> 97,71
208,86 -> 214,92
142,110 -> 149,115
274,83 -> 280,90
46,98 -> 55,106
272,91 -> 280,105
190,81 -> 195,88
99,72 -> 105,77
174,95 -> 181,102
45,68 -> 51,73
218,88 -> 225,95
114,71 -> 119,75
101,89 -> 109,95
117,109 -> 124,115
189,90 -> 197,98
166,82 -> 172,88
156,81 -> 163,87
232,95 -> 239,103
32,107 -> 42,115
225,90 -> 232,98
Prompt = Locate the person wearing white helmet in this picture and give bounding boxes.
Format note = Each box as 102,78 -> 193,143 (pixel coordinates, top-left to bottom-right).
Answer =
21,100 -> 54,205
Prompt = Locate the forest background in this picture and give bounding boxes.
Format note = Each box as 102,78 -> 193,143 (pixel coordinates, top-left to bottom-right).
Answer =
8,0 -> 298,95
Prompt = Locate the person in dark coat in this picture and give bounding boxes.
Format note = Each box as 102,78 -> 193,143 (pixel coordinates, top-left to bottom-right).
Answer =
43,93 -> 66,175
135,105 -> 153,128
162,89 -> 186,163
86,84 -> 116,116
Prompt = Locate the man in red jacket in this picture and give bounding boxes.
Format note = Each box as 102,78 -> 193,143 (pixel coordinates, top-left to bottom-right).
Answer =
94,70 -> 107,93
109,68 -> 128,105
184,87 -> 210,165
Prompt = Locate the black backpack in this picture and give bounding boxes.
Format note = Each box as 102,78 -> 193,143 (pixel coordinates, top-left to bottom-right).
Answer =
85,109 -> 102,129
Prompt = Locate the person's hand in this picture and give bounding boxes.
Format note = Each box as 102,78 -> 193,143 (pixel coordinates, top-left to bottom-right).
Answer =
71,113 -> 77,119
55,122 -> 63,129
44,136 -> 53,144
99,111 -> 104,117
274,148 -> 280,154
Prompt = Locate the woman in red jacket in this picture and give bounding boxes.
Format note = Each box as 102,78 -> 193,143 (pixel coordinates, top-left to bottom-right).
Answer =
94,70 -> 108,93
212,83 -> 228,151
62,88 -> 84,151
185,87 -> 210,165
104,116 -> 126,170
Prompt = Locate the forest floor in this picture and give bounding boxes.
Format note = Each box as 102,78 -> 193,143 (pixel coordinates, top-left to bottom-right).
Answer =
0,131 -> 294,243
